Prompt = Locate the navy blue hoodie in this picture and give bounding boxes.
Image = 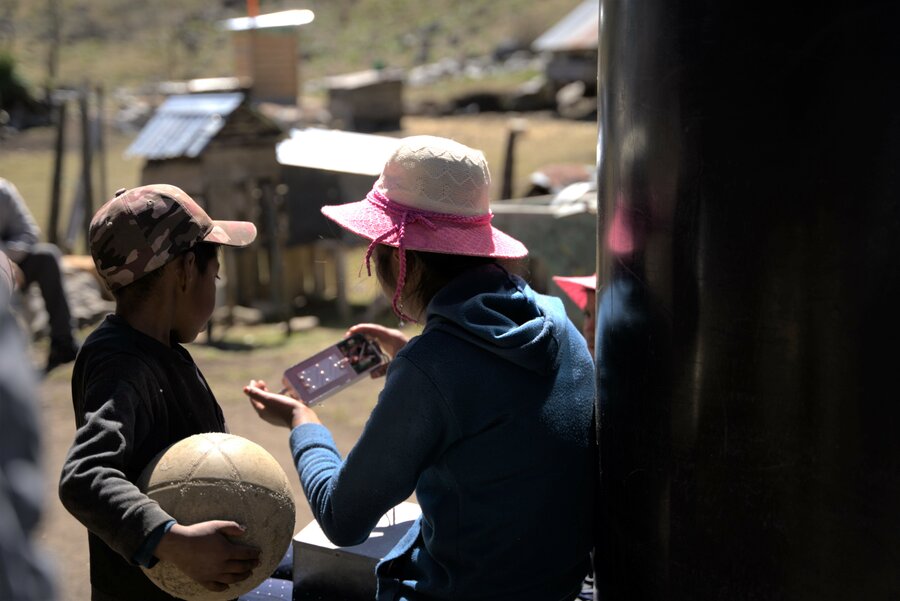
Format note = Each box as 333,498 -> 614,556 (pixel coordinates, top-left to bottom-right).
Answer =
290,265 -> 595,600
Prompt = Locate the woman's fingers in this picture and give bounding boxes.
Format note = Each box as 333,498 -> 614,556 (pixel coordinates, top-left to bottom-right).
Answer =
347,323 -> 408,357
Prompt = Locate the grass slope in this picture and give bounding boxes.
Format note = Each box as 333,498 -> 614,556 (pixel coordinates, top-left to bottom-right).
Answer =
6,0 -> 582,91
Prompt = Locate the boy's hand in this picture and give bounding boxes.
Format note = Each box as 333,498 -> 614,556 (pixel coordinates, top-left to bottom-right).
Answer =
243,379 -> 321,429
154,521 -> 260,592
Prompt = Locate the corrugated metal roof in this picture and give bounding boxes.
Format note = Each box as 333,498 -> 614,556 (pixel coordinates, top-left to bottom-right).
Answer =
221,9 -> 314,31
533,0 -> 599,52
277,128 -> 403,176
125,93 -> 245,160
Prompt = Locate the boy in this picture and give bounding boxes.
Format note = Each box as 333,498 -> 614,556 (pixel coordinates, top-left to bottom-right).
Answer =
59,184 -> 260,600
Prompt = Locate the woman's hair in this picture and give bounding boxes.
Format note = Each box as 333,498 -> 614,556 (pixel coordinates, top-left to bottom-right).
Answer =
113,242 -> 219,305
373,244 -> 522,319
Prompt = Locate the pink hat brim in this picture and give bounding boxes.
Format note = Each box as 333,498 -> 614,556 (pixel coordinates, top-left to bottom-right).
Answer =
552,274 -> 597,310
321,199 -> 528,258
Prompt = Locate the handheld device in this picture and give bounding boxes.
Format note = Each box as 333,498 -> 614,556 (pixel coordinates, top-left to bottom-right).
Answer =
283,333 -> 388,406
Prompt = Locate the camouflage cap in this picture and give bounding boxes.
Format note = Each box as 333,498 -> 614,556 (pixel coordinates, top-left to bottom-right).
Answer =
89,184 -> 257,290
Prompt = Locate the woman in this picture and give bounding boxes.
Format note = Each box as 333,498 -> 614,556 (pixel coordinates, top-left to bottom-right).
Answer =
244,136 -> 594,601
552,273 -> 598,356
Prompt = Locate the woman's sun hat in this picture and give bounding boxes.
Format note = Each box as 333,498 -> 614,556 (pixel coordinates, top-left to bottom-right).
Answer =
321,135 -> 528,321
552,274 -> 597,311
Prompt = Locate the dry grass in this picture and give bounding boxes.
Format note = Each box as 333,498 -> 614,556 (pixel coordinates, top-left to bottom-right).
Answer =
1,113 -> 595,239
0,125 -> 143,253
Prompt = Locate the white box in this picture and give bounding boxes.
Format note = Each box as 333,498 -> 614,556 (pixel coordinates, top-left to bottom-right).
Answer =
293,501 -> 421,600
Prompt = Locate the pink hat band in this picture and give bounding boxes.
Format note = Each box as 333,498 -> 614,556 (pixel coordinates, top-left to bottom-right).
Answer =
363,188 -> 494,322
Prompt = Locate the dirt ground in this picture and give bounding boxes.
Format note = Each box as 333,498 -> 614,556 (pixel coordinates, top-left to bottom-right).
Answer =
31,321 -> 397,601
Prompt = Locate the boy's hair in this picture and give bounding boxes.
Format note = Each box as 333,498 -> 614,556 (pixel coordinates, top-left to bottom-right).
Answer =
113,243 -> 219,306
373,245 -> 522,318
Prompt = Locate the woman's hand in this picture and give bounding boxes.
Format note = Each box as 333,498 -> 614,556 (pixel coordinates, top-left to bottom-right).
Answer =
243,379 -> 321,429
154,520 -> 260,592
346,323 -> 409,378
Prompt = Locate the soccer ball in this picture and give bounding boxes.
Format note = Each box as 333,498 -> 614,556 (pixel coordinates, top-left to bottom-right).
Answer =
138,433 -> 296,600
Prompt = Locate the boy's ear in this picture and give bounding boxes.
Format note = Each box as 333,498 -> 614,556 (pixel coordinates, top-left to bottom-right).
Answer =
184,250 -> 197,273
177,251 -> 196,290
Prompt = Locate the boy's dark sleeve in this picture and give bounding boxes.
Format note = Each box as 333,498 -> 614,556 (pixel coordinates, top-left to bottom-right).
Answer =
58,357 -> 172,564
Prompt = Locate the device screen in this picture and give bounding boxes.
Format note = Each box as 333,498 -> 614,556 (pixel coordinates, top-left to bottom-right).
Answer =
283,334 -> 386,405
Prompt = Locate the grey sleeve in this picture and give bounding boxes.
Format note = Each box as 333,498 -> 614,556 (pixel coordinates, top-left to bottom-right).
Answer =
0,179 -> 40,264
0,302 -> 56,599
58,372 -> 172,564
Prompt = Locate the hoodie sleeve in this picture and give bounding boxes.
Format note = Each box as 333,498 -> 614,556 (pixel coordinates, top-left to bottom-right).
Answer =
289,355 -> 453,547
58,358 -> 173,564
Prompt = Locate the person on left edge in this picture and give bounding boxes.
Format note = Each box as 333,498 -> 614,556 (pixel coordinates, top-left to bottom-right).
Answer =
0,177 -> 80,372
0,249 -> 57,600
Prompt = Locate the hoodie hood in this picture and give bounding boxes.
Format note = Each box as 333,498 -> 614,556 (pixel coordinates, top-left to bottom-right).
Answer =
424,265 -> 567,375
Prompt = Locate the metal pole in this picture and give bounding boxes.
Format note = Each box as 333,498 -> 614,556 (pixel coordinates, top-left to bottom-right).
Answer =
594,1 -> 900,599
47,97 -> 66,247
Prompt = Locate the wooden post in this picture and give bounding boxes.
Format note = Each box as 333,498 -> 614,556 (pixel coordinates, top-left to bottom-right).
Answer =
79,86 -> 94,253
333,241 -> 349,322
64,180 -> 84,253
500,119 -> 527,200
95,85 -> 107,200
316,239 -> 349,322
260,180 -> 287,324
48,97 -> 66,247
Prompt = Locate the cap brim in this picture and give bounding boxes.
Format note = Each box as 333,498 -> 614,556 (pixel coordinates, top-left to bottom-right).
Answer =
322,200 -> 528,259
204,220 -> 257,248
552,274 -> 597,310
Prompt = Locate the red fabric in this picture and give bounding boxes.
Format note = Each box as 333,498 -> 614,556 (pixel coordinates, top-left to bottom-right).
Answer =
552,274 -> 597,310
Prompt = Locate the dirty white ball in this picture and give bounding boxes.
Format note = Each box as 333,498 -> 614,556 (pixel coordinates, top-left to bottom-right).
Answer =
138,433 -> 296,600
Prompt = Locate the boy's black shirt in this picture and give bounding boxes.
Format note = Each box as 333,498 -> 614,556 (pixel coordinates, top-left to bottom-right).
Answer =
60,314 -> 227,601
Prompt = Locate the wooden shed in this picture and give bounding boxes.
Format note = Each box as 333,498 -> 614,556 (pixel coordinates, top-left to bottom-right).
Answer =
125,92 -> 285,311
276,128 -> 403,317
532,0 -> 599,90
326,69 -> 405,132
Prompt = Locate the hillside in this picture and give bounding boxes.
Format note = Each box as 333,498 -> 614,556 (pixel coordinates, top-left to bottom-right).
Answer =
1,0 -> 596,245
4,0 -> 581,94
